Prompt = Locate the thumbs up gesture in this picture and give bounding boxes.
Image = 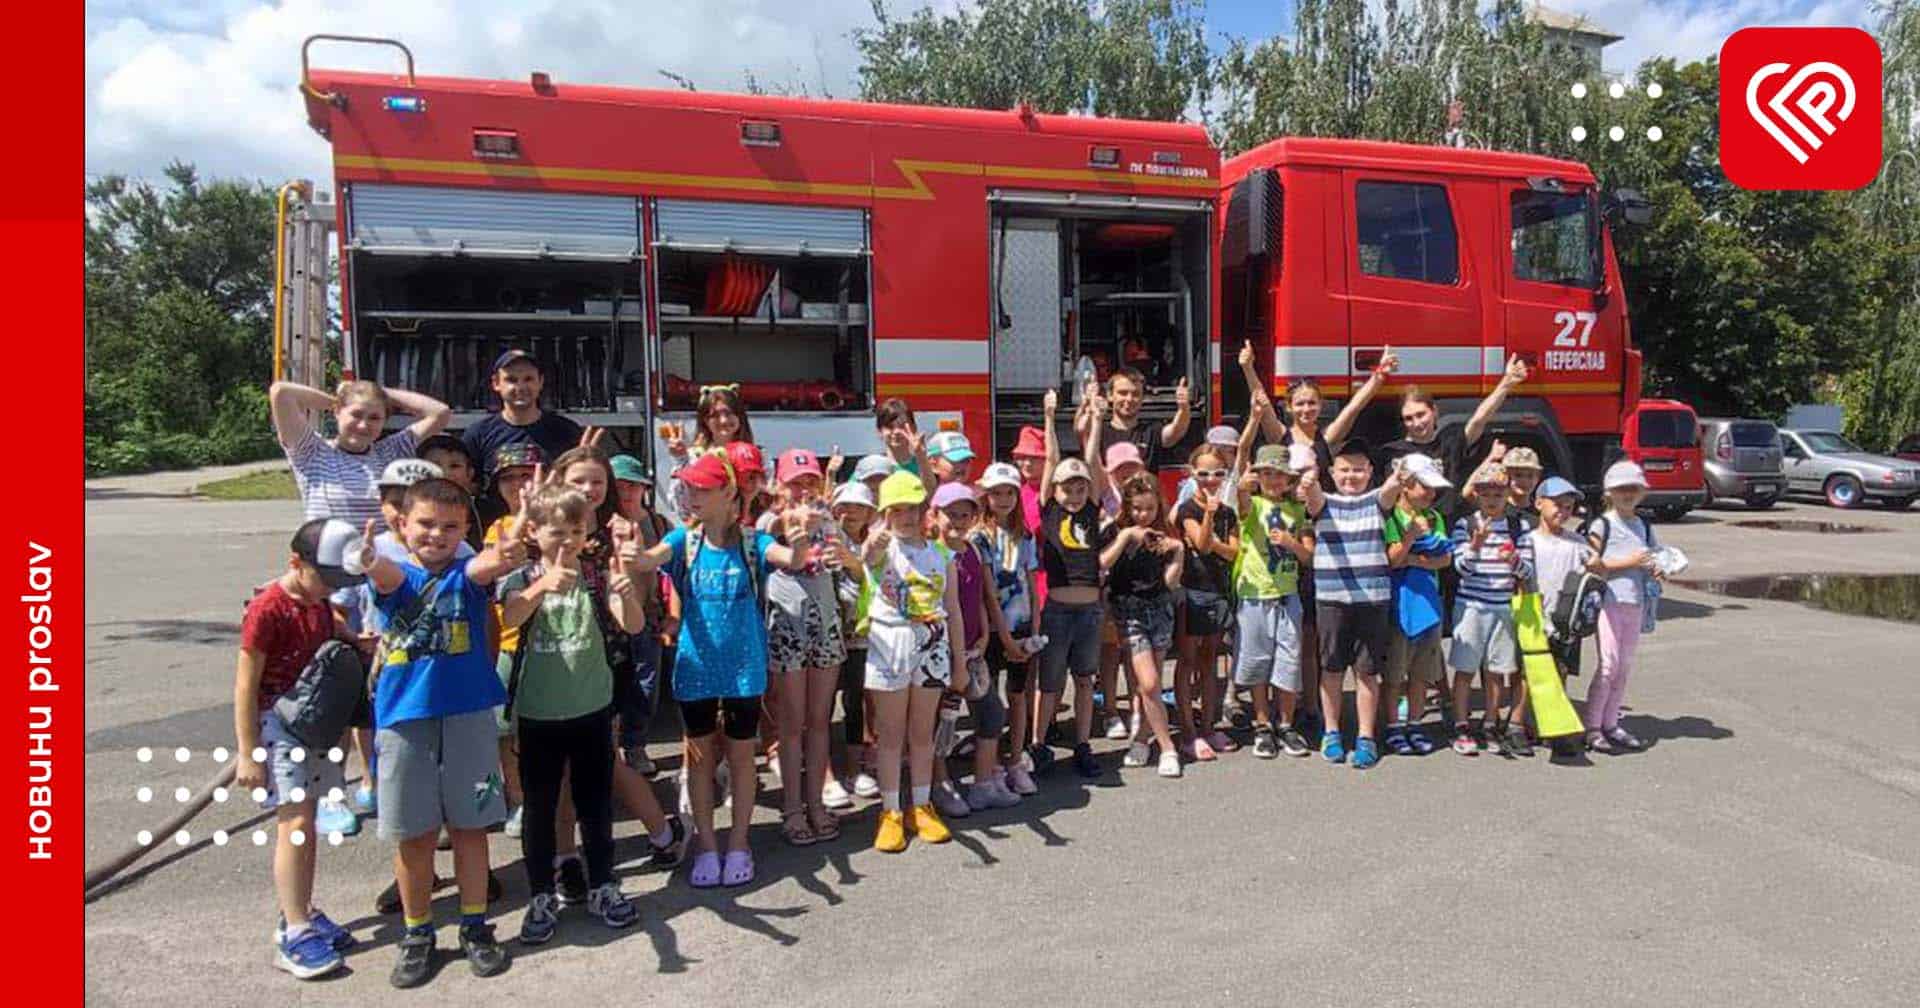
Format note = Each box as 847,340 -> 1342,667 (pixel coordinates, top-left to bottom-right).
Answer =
1174,376 -> 1190,409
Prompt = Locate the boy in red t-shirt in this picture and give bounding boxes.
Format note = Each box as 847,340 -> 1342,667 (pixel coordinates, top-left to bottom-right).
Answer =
234,518 -> 366,980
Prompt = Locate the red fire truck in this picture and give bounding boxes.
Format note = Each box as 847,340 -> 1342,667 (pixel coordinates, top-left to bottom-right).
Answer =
290,37 -> 1642,486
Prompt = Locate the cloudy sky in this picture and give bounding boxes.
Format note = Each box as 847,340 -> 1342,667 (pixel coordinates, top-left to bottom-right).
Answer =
85,0 -> 1874,188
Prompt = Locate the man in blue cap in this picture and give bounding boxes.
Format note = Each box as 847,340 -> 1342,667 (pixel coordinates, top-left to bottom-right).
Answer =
461,349 -> 585,482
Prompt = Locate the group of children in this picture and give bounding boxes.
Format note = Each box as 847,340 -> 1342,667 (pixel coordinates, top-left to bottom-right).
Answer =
239,350 -> 1664,987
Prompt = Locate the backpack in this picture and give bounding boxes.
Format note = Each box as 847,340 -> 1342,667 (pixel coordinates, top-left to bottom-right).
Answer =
273,639 -> 370,748
1550,566 -> 1609,641
680,523 -> 766,611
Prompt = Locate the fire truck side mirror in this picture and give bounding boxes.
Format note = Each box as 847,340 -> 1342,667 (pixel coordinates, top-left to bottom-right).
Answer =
1607,189 -> 1653,227
1222,169 -> 1282,271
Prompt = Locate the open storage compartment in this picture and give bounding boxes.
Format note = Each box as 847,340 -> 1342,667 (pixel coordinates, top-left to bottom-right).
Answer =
650,199 -> 872,414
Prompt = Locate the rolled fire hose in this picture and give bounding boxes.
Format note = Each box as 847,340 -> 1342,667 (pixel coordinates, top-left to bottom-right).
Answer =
83,759 -> 237,895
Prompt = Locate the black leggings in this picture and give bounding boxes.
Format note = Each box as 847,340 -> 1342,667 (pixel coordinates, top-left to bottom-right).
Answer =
680,695 -> 761,740
516,707 -> 616,895
838,648 -> 867,747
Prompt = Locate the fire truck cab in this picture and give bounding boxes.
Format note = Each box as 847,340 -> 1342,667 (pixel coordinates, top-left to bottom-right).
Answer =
1221,139 -> 1645,489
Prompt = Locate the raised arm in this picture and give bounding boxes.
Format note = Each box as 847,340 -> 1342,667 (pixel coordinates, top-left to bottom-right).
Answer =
1240,341 -> 1287,442
268,380 -> 334,450
606,552 -> 647,634
1301,468 -> 1326,517
383,386 -> 454,443
1236,395 -> 1268,477
1039,389 -> 1061,502
1378,456 -> 1406,511
1464,355 -> 1531,446
1325,346 -> 1398,444
1160,377 -> 1192,446
1085,398 -> 1109,503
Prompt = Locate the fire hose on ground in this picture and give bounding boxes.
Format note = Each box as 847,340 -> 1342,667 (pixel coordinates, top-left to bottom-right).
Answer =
84,759 -> 237,896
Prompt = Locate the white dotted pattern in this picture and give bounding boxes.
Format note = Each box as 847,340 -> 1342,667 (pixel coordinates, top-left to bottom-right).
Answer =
136,786 -> 153,803
136,830 -> 153,846
136,747 -> 153,763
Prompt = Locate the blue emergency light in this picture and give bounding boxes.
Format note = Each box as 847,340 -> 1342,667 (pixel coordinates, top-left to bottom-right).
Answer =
383,95 -> 427,113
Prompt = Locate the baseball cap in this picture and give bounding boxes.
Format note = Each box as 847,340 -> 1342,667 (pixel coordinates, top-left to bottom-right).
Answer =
931,482 -> 978,511
977,462 -> 1022,491
677,452 -> 735,490
1535,476 -> 1581,502
492,348 -> 540,374
292,518 -> 366,590
492,442 -> 544,474
878,471 -> 929,511
609,454 -> 652,485
1603,460 -> 1648,490
775,448 -> 824,485
1104,441 -> 1144,472
1469,462 -> 1510,487
1053,458 -> 1093,485
926,430 -> 975,463
1401,452 -> 1452,489
1012,426 -> 1046,459
853,454 -> 897,483
724,441 -> 765,476
1204,425 -> 1239,448
1331,436 -> 1372,461
831,482 -> 877,510
377,457 -> 444,489
1502,446 -> 1542,472
1251,444 -> 1291,472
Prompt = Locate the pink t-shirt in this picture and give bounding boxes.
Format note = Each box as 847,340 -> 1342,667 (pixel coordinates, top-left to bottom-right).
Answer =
1020,482 -> 1048,611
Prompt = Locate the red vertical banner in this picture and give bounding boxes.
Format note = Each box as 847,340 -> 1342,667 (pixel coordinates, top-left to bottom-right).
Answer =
0,7 -> 82,999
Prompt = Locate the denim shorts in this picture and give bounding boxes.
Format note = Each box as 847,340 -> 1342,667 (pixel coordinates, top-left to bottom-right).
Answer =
1111,593 -> 1175,656
1039,601 -> 1104,694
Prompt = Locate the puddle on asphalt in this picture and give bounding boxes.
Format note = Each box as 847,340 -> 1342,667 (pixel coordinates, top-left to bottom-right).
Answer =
1674,573 -> 1920,624
1729,519 -> 1886,534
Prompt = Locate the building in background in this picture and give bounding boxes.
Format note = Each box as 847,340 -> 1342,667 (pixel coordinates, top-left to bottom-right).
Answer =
1525,2 -> 1623,75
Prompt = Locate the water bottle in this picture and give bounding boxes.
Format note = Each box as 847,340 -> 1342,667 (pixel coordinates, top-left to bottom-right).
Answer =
1022,634 -> 1049,658
934,692 -> 964,758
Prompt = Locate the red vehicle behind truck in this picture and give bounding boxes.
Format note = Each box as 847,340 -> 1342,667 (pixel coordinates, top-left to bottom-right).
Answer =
287,38 -> 1642,488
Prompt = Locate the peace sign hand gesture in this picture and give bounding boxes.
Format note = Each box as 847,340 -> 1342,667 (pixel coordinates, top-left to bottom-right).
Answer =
661,422 -> 687,459
578,426 -> 608,452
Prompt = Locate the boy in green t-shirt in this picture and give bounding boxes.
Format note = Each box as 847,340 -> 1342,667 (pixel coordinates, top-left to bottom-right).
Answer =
1381,453 -> 1454,756
1232,444 -> 1316,758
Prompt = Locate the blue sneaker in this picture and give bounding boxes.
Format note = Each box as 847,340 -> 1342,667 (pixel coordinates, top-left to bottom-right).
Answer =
276,926 -> 344,980
277,909 -> 356,952
1321,732 -> 1347,764
1352,737 -> 1380,770
316,796 -> 360,837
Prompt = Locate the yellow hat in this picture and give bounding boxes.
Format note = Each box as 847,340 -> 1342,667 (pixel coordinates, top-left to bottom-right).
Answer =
877,471 -> 928,511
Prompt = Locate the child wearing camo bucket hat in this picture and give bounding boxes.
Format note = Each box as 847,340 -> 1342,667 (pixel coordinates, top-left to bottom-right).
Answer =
1233,444 -> 1315,759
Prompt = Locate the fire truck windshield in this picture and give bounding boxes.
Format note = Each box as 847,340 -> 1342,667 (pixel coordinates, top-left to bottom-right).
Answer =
1510,189 -> 1600,289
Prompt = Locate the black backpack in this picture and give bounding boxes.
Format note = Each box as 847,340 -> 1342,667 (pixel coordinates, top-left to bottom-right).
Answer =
273,639 -> 370,748
1551,567 -> 1608,641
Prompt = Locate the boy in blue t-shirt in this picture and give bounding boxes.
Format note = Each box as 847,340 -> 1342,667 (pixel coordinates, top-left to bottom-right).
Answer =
358,477 -> 527,989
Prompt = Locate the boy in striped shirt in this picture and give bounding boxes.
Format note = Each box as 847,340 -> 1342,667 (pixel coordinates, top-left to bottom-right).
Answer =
1301,437 -> 1406,770
1447,463 -> 1537,756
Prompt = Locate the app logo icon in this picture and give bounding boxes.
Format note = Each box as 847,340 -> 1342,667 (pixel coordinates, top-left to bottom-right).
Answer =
1720,27 -> 1882,190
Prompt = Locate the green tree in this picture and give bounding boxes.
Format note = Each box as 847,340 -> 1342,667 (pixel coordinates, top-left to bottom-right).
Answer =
84,163 -> 279,474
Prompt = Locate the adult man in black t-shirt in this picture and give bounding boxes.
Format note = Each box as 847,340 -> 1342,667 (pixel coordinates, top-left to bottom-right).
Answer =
1075,367 -> 1191,472
461,349 -> 586,482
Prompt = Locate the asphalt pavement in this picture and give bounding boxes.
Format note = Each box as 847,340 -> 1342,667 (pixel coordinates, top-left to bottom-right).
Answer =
82,481 -> 1920,1007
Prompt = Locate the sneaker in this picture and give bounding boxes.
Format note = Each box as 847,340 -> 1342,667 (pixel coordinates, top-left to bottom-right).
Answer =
503,805 -> 524,839
933,781 -> 972,818
1227,705 -> 1252,731
1252,727 -> 1279,759
1028,743 -> 1057,773
1105,715 -> 1130,740
1278,727 -> 1312,757
1123,741 -> 1151,768
457,922 -> 510,978
966,780 -> 1020,811
1206,730 -> 1239,753
389,928 -> 436,989
821,777 -> 855,810
275,926 -> 344,980
1587,731 -> 1614,753
1072,742 -> 1101,779
348,784 -> 376,817
1157,752 -> 1183,778
1190,736 -> 1218,762
1321,732 -> 1347,764
556,855 -> 589,907
1484,724 -> 1509,757
852,771 -> 881,799
909,803 -> 952,843
647,815 -> 690,869
1453,725 -> 1480,756
989,778 -> 1024,806
315,796 -> 359,837
375,877 -> 406,915
874,809 -> 908,852
1408,727 -> 1438,755
1506,724 -> 1536,758
275,908 -> 355,953
1383,728 -> 1413,756
518,892 -> 559,945
1351,737 -> 1380,770
587,883 -> 639,929
1006,763 -> 1039,794
1606,726 -> 1643,751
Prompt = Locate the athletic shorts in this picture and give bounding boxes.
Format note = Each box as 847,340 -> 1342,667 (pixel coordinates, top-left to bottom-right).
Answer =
1385,627 -> 1445,688
1448,601 -> 1519,676
866,620 -> 953,692
1039,601 -> 1104,694
375,709 -> 507,842
767,594 -> 847,674
1112,594 -> 1175,656
1316,601 -> 1391,677
1232,596 -> 1303,692
680,695 -> 762,740
255,711 -> 346,812
965,657 -> 1008,739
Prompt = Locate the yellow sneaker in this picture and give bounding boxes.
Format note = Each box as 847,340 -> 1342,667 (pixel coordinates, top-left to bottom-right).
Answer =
874,809 -> 908,852
909,803 -> 951,844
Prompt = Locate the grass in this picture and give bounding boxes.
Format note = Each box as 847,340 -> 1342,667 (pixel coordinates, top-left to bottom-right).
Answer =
195,468 -> 299,501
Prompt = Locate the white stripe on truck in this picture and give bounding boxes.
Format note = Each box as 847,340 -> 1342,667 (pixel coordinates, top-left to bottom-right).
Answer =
876,338 -> 989,374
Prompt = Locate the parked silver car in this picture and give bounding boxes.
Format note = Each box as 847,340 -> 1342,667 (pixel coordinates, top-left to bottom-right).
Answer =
1698,417 -> 1785,508
1778,429 -> 1920,509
